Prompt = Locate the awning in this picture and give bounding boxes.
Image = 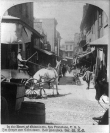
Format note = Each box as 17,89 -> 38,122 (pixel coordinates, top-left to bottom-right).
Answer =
1,16 -> 43,44
65,57 -> 73,60
42,49 -> 53,55
89,34 -> 109,45
62,58 -> 67,61
78,48 -> 95,58
35,47 -> 53,55
1,22 -> 32,44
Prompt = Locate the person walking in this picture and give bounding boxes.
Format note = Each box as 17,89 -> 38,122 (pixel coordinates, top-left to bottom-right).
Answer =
58,64 -> 62,83
62,64 -> 66,77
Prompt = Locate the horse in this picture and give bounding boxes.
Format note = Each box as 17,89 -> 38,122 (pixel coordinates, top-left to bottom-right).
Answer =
26,60 -> 61,97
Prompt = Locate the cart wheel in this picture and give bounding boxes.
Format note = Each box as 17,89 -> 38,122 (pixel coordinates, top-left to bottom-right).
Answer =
77,81 -> 81,85
25,78 -> 38,90
25,78 -> 39,99
25,89 -> 38,99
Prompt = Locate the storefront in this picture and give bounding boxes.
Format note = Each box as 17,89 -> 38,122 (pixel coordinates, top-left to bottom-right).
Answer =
89,34 -> 109,82
1,15 -> 42,79
76,47 -> 96,69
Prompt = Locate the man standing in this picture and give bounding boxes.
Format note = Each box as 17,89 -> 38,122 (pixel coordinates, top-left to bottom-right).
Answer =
62,64 -> 66,77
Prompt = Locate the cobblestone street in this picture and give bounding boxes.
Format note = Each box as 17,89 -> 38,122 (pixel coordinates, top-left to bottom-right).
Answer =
25,71 -> 105,125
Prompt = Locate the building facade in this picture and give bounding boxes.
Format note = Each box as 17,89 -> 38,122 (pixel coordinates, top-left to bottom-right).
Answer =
80,4 -> 108,45
2,3 -> 47,76
74,33 -> 80,46
34,18 -> 58,53
55,31 -> 61,56
78,4 -> 109,81
60,41 -> 74,59
73,33 -> 83,58
59,45 -> 65,58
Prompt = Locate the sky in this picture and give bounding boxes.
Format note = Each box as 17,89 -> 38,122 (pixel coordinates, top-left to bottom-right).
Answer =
34,2 -> 85,45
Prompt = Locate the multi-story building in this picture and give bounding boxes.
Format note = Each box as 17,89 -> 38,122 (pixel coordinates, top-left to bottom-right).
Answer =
3,2 -> 35,60
80,4 -> 108,45
74,33 -> 80,46
73,33 -> 83,58
78,4 -> 109,80
34,19 -> 50,50
61,41 -> 74,59
2,3 -> 44,76
34,18 -> 58,53
55,31 -> 61,56
59,45 -> 65,58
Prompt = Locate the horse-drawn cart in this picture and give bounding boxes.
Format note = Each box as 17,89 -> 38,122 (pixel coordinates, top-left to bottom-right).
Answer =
24,61 -> 61,99
1,59 -> 61,124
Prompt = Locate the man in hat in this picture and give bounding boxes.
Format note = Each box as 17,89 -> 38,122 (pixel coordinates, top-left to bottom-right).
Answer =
17,49 -> 28,70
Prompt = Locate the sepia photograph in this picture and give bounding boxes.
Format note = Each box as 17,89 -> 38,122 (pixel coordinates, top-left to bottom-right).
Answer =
0,0 -> 109,132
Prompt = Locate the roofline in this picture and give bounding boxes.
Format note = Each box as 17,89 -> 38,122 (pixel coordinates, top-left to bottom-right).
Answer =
2,16 -> 43,38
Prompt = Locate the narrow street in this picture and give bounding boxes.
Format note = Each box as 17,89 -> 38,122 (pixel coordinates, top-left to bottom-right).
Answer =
24,71 -> 104,125
0,2 -> 109,131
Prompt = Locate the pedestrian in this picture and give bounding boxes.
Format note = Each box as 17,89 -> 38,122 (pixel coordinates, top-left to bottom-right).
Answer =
82,66 -> 93,89
62,64 -> 66,77
68,65 -> 71,73
58,64 -> 62,84
80,66 -> 84,75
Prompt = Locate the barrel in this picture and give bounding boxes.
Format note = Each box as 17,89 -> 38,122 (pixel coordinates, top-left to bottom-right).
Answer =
19,101 -> 45,124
